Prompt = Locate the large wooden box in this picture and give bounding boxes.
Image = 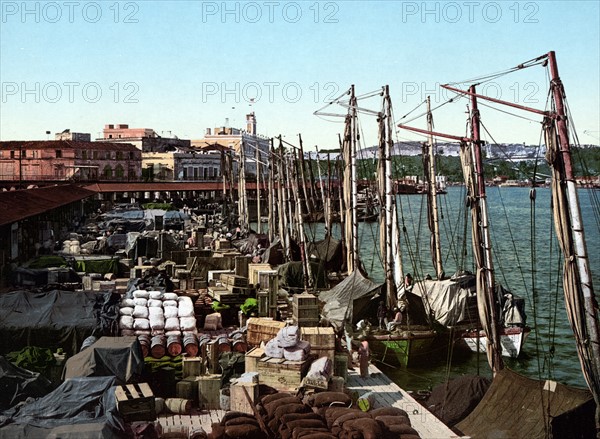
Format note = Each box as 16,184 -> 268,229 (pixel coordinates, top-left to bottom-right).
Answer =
301,327 -> 336,362
248,263 -> 272,285
230,381 -> 259,415
245,347 -> 265,373
247,318 -> 285,347
257,356 -> 312,391
221,273 -> 249,288
197,374 -> 221,410
115,383 -> 156,422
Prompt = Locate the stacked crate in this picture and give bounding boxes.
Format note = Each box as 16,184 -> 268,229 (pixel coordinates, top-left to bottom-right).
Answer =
246,317 -> 286,347
300,326 -> 336,362
292,293 -> 319,327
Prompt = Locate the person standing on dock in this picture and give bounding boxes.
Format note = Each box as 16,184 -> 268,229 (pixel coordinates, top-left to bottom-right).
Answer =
358,340 -> 370,378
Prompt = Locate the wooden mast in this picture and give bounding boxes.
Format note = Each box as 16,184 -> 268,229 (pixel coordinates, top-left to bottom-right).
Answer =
426,96 -> 444,279
267,138 -> 276,244
547,50 -> 600,433
469,85 -> 504,374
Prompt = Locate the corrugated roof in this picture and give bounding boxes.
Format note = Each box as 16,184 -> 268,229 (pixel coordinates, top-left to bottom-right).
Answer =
0,184 -> 95,226
0,140 -> 138,151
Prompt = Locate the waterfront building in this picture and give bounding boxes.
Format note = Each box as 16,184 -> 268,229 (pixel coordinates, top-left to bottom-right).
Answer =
0,140 -> 142,183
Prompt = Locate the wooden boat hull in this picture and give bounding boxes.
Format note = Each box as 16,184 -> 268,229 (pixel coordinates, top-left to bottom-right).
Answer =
458,326 -> 531,358
364,330 -> 437,368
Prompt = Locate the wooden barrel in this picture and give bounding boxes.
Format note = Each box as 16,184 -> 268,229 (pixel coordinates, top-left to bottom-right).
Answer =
138,334 -> 151,357
217,335 -> 231,353
167,334 -> 183,356
165,397 -> 192,414
232,339 -> 247,353
151,335 -> 166,359
183,333 -> 199,357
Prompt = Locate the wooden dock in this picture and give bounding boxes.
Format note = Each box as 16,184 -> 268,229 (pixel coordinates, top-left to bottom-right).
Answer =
156,363 -> 463,438
346,364 -> 464,439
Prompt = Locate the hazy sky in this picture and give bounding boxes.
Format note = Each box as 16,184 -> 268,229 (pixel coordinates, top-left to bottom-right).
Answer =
1,1 -> 598,149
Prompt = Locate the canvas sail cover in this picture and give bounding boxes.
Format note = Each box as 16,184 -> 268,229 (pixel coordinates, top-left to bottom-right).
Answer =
319,270 -> 382,331
412,274 -> 477,326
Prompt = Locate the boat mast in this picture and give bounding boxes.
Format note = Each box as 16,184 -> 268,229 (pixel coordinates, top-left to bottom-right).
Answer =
350,85 -> 359,272
469,85 -> 504,374
426,96 -> 444,279
547,50 -> 600,432
315,146 -> 331,235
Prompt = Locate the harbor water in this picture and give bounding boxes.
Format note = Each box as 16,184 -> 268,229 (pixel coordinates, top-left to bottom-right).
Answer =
301,186 -> 600,392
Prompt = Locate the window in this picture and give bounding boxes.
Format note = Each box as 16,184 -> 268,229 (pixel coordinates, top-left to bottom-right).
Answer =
21,149 -> 26,158
32,150 -> 38,158
10,151 -> 15,159
82,150 -> 87,160
129,152 -> 135,160
103,165 -> 113,178
115,164 -> 124,179
105,151 -> 111,160
108,134 -> 113,139
56,150 -> 62,158
93,150 -> 99,159
116,151 -> 123,160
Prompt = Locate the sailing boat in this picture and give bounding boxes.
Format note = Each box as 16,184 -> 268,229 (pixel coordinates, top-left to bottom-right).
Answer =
317,85 -> 438,367
398,95 -> 531,359
436,51 -> 598,438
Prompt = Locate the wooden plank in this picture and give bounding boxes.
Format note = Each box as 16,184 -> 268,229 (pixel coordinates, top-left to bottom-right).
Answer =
138,383 -> 154,398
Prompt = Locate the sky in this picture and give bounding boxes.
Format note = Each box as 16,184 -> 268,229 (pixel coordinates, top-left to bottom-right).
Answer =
1,1 -> 599,150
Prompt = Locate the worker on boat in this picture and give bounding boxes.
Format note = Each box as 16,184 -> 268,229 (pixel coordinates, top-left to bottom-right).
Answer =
386,307 -> 403,332
377,301 -> 388,330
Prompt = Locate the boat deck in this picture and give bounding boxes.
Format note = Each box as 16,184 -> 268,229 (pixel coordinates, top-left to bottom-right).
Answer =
157,363 -> 463,438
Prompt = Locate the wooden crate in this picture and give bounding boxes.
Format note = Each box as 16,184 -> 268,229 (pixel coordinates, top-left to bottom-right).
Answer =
257,291 -> 269,317
257,356 -> 312,391
301,327 -> 336,362
248,263 -> 272,285
214,239 -> 231,250
221,274 -> 248,288
293,303 -> 319,320
295,318 -> 319,328
245,347 -> 265,373
293,293 -> 318,307
182,356 -> 203,378
229,381 -> 259,415
176,378 -> 197,403
115,383 -> 156,422
197,374 -> 221,410
247,317 -> 285,347
257,270 -> 278,291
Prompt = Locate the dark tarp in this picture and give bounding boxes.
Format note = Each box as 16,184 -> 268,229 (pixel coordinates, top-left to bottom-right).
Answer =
74,256 -> 120,275
0,357 -> 52,411
319,270 -> 383,331
307,236 -> 343,272
262,238 -> 301,265
426,375 -> 491,427
0,376 -> 125,439
456,368 -> 595,438
0,290 -> 120,356
277,261 -> 327,293
63,336 -> 144,385
230,233 -> 269,255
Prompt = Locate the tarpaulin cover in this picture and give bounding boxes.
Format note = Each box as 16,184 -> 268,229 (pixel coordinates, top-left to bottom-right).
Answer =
319,270 -> 382,331
456,368 -> 595,438
426,375 -> 491,427
0,356 -> 52,411
0,290 -> 119,356
63,336 -> 144,385
412,275 -> 477,326
0,376 -> 125,439
277,261 -> 327,292
74,256 -> 120,275
307,236 -> 343,272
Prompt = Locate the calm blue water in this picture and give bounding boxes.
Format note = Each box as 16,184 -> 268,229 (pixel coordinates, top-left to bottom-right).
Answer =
303,186 -> 600,391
